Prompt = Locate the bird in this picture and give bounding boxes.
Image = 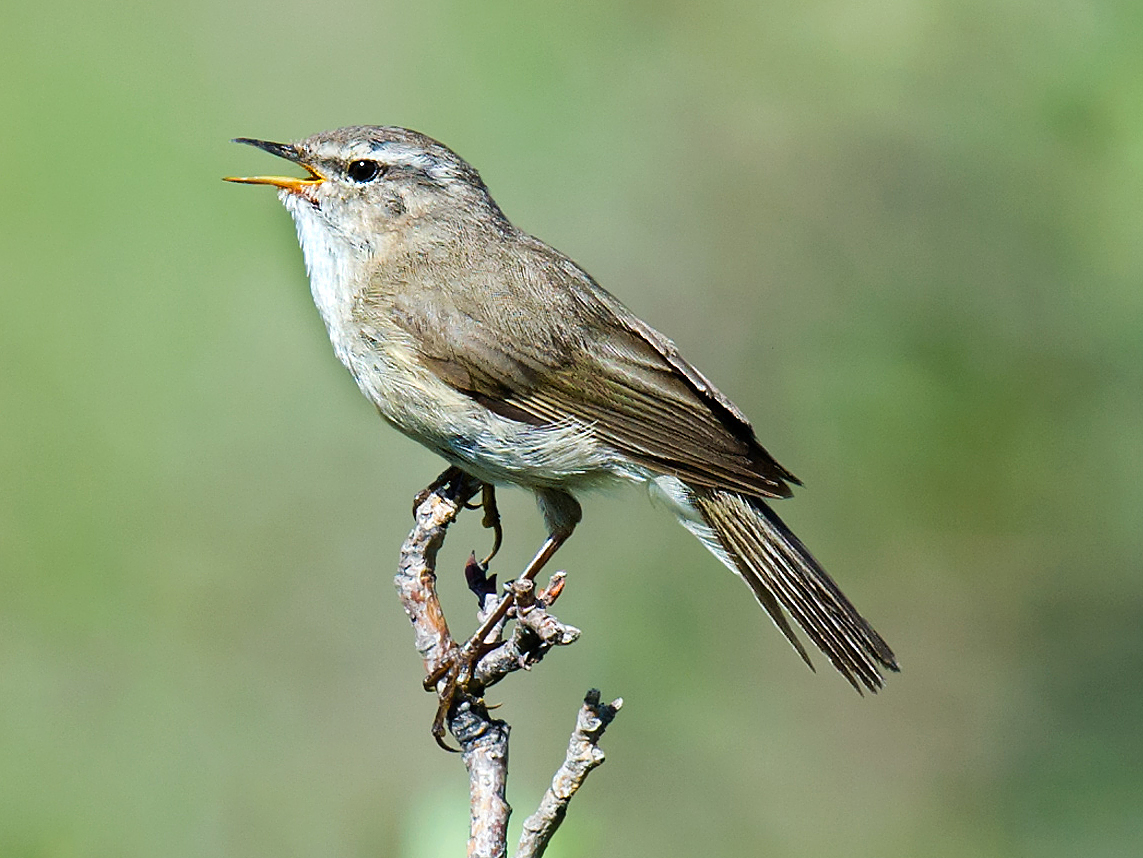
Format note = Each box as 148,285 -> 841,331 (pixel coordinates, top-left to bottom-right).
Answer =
225,125 -> 897,700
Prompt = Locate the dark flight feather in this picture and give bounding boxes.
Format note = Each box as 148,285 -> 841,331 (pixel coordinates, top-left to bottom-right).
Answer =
692,488 -> 898,692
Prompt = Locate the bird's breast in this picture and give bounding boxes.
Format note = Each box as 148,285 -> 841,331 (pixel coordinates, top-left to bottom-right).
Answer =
342,325 -> 627,489
284,194 -> 632,489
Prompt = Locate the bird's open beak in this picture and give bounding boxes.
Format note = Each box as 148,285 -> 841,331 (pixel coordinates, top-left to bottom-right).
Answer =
223,138 -> 325,192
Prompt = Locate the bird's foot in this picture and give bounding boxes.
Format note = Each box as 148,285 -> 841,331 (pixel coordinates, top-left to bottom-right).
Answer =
423,633 -> 502,751
462,483 -> 503,568
411,465 -> 466,516
477,484 -> 503,567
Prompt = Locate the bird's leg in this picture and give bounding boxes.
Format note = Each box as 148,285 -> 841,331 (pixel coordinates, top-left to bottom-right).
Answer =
469,533 -> 566,647
422,532 -> 567,689
424,531 -> 572,750
424,488 -> 580,750
463,488 -> 580,658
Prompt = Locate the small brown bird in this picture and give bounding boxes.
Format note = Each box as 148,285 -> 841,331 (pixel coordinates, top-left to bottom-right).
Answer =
226,126 -> 897,694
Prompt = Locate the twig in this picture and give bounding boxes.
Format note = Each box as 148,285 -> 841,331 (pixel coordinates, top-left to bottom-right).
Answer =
454,700 -> 511,858
394,468 -> 481,679
474,578 -> 581,688
516,690 -> 623,858
394,470 -> 619,858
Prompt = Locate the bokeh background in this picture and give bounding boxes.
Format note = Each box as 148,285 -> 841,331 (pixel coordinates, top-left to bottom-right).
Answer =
3,1 -> 1142,855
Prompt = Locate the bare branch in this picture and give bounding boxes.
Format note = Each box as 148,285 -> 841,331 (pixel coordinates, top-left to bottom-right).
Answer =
394,469 -> 481,679
453,700 -> 511,858
395,472 -> 620,858
516,690 -> 623,858
474,579 -> 581,688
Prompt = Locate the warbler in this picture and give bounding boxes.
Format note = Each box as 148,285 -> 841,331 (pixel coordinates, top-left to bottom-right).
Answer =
226,126 -> 897,693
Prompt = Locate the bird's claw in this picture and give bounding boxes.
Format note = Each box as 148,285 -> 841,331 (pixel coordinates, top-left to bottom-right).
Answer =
424,636 -> 500,752
411,466 -> 464,516
478,484 -> 503,567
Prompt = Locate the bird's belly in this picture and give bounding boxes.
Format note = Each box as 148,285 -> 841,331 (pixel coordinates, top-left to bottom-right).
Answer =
343,336 -> 630,490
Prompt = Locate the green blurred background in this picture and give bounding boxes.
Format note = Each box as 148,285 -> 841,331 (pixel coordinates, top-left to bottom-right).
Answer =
3,1 -> 1141,855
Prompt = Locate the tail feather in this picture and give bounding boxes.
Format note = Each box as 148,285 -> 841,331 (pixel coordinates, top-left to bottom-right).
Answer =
689,486 -> 898,693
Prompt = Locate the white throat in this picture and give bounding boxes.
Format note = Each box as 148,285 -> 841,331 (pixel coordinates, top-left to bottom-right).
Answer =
281,192 -> 360,367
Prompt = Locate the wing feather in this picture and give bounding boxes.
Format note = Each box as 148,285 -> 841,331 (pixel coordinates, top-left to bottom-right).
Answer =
374,232 -> 798,499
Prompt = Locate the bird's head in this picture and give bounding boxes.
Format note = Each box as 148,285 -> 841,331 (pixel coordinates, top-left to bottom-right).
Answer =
225,126 -> 506,255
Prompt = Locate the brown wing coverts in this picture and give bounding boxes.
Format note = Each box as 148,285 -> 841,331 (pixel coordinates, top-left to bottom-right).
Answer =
380,234 -> 798,499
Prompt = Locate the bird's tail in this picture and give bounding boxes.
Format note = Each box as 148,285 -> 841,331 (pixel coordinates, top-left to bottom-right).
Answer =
658,479 -> 898,692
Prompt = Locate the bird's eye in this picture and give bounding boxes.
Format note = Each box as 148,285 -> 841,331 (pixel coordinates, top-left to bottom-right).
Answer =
346,159 -> 385,183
